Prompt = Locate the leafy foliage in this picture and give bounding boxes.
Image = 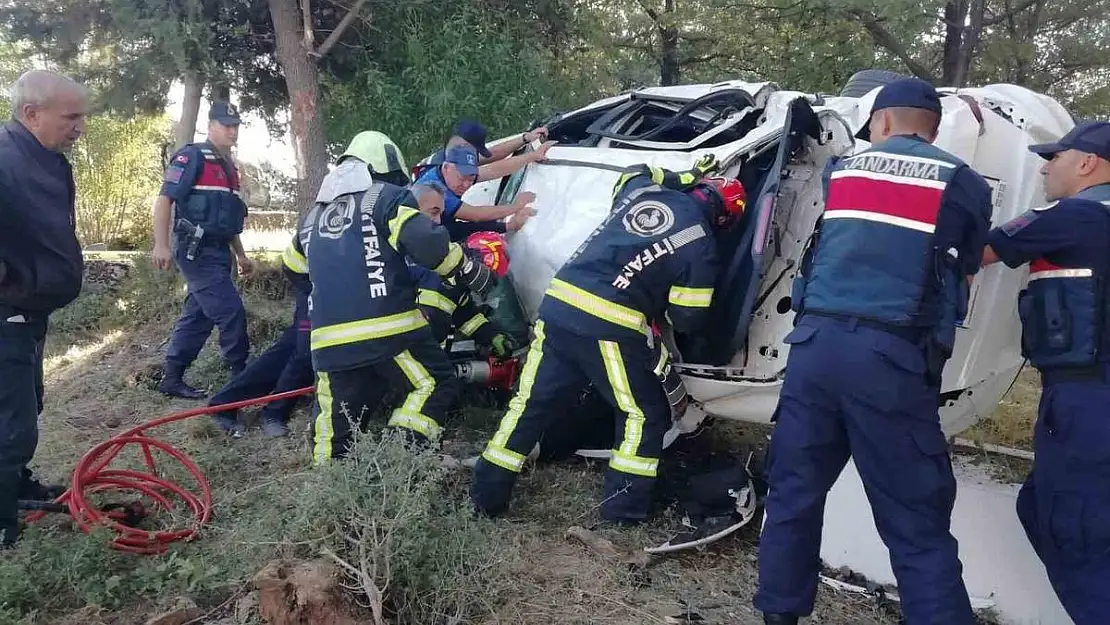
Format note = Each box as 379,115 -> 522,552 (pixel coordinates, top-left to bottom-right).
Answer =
321,5 -> 590,163
70,114 -> 170,249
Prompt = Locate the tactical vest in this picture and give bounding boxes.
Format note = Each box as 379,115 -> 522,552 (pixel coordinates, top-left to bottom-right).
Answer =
1018,183 -> 1110,370
795,136 -> 967,332
298,182 -> 430,371
538,181 -> 713,345
175,142 -> 247,240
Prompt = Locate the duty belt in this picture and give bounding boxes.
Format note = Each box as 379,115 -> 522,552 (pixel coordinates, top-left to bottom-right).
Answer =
803,311 -> 927,345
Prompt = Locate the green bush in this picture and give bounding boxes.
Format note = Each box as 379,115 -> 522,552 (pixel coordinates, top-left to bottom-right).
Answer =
70,114 -> 169,250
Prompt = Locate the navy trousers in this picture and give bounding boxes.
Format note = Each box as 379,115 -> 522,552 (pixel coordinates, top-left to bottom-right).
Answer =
754,315 -> 974,624
0,313 -> 47,544
1016,371 -> 1110,625
471,320 -> 671,524
208,319 -> 313,424
311,329 -> 460,464
165,242 -> 248,369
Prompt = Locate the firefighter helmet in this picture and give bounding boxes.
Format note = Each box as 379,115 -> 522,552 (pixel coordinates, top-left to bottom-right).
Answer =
690,176 -> 747,230
465,231 -> 510,278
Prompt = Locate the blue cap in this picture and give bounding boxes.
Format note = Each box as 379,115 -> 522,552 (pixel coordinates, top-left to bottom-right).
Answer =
1029,121 -> 1110,162
453,119 -> 491,158
443,145 -> 480,177
209,102 -> 241,126
856,78 -> 943,141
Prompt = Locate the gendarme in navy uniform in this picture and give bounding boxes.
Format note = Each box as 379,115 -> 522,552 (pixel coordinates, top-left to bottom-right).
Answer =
755,79 -> 993,625
0,70 -> 88,547
152,102 -> 254,399
981,121 -> 1110,625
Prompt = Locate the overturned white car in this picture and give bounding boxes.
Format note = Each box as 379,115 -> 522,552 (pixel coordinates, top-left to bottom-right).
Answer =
465,75 -> 1074,440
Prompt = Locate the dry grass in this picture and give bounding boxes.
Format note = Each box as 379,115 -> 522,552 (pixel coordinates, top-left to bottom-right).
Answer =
5,256 -> 1039,625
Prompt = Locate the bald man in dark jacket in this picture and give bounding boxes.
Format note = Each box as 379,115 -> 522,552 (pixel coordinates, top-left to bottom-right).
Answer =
0,70 -> 88,547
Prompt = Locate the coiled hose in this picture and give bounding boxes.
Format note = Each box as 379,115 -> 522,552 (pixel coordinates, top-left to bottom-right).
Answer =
25,386 -> 315,555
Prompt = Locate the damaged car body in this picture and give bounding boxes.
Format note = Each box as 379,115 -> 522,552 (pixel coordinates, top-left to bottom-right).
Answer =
464,77 -> 1074,444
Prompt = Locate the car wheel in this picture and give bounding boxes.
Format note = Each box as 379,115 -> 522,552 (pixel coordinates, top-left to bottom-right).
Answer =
839,69 -> 911,98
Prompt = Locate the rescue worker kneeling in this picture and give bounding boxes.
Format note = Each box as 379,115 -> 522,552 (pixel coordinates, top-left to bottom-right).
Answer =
411,231 -> 518,356
284,177 -> 496,464
470,156 -> 746,524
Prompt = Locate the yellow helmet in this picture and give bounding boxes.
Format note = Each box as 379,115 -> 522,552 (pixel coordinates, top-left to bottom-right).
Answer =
340,131 -> 409,178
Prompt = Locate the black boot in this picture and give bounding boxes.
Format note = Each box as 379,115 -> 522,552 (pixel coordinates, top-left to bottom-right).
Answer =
0,469 -> 22,548
764,614 -> 799,625
18,467 -> 64,501
159,362 -> 206,399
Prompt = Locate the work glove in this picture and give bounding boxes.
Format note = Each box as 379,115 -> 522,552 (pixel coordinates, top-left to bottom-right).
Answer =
456,249 -> 495,299
490,333 -> 517,358
693,153 -> 720,176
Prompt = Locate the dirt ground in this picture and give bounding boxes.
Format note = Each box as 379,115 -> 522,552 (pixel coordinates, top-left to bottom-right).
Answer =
4,260 -> 1036,625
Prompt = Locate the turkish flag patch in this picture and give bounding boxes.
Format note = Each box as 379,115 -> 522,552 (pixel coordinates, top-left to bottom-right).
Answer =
164,165 -> 185,184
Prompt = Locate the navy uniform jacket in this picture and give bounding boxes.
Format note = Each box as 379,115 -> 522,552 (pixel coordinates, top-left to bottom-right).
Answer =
817,141 -> 992,297
538,172 -> 720,344
0,121 -> 82,314
160,141 -> 247,243
987,185 -> 1110,371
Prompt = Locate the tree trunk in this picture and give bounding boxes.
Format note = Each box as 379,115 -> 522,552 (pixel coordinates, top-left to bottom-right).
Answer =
951,0 -> 986,87
940,0 -> 968,86
659,0 -> 680,86
268,0 -> 330,210
175,70 -> 203,151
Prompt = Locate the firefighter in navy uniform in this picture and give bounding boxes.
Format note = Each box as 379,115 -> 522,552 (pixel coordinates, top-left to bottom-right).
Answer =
283,175 -> 496,464
470,155 -> 747,525
980,121 -> 1110,625
754,79 -> 993,625
152,102 -> 254,399
411,231 -> 518,356
207,131 -> 417,438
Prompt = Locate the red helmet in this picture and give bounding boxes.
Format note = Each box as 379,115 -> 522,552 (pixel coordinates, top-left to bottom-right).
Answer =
690,176 -> 747,229
466,231 -> 510,277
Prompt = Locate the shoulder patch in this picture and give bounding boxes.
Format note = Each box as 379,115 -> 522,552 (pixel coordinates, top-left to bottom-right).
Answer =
164,165 -> 185,184
317,196 -> 356,240
623,200 -> 675,238
174,153 -> 189,165
999,209 -> 1041,236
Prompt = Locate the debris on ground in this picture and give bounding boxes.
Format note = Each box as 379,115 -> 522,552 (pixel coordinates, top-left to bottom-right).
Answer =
565,525 -> 651,568
252,559 -> 362,625
143,597 -> 204,625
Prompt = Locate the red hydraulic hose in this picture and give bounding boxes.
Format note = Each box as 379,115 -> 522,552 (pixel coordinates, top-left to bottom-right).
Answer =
25,386 -> 316,554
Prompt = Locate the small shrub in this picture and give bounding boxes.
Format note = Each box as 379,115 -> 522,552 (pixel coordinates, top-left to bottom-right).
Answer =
288,429 -> 520,624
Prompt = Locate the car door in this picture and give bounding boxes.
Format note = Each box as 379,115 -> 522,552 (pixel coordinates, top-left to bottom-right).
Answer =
679,96 -> 824,367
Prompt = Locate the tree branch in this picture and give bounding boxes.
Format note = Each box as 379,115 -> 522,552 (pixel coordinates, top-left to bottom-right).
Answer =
301,0 -> 314,50
311,0 -> 369,60
676,32 -> 717,43
983,0 -> 1040,26
849,10 -> 938,83
634,0 -> 662,25
680,52 -> 732,66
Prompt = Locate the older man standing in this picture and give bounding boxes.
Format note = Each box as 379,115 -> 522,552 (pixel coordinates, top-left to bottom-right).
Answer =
0,70 -> 87,547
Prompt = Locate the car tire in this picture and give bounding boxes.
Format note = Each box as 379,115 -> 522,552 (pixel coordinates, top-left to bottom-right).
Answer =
839,69 -> 911,98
